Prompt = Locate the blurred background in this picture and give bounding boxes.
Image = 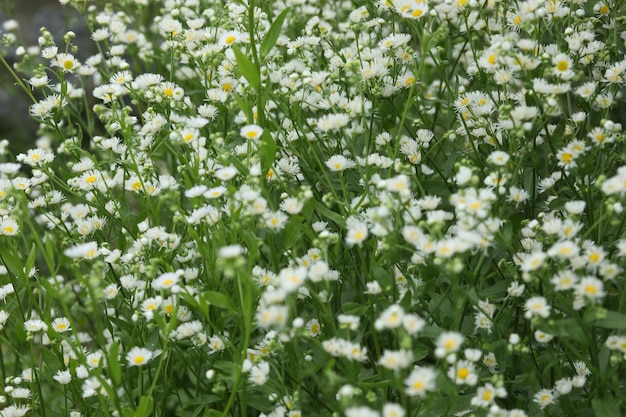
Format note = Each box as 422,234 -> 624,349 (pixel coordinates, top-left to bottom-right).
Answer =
0,0 -> 88,156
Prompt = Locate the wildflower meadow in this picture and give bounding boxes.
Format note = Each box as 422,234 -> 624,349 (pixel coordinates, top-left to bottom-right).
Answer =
1,0 -> 626,415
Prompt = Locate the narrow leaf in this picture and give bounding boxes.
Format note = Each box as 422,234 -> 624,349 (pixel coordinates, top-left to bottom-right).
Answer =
203,290 -> 237,314
240,228 -> 260,260
592,396 -> 621,417
25,243 -> 37,279
107,341 -> 122,386
593,311 -> 626,329
260,8 -> 290,59
312,200 -> 346,228
259,130 -> 277,172
135,396 -> 154,417
232,44 -> 260,91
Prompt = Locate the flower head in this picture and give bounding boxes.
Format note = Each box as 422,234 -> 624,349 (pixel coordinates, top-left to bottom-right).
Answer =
126,347 -> 153,367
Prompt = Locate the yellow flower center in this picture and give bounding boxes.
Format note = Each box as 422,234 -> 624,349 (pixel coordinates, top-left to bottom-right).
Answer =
561,152 -> 573,163
585,285 -> 597,295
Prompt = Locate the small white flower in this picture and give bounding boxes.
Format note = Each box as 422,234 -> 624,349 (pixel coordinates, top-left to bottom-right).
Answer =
64,242 -> 99,259
53,370 -> 72,385
126,347 -> 153,367
435,331 -> 464,358
524,296 -> 551,318
24,319 -> 47,332
326,155 -> 356,171
51,317 -> 71,333
214,166 -> 238,181
240,124 -> 264,140
217,243 -> 246,259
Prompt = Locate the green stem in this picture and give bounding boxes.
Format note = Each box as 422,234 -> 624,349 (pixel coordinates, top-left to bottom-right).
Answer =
0,53 -> 37,104
222,270 -> 254,417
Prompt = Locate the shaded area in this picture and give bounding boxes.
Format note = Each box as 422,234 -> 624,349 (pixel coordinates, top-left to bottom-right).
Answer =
0,0 -> 91,156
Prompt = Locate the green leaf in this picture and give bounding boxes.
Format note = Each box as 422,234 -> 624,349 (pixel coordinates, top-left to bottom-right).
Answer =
478,280 -> 510,298
0,246 -> 23,279
203,410 -> 223,417
283,218 -> 302,250
24,243 -> 37,277
491,339 -> 508,373
232,44 -> 260,91
341,302 -> 368,316
121,407 -> 135,417
260,8 -> 290,59
107,341 -> 122,386
420,325 -> 443,339
536,318 -> 587,342
259,130 -> 277,173
592,396 -> 621,417
135,396 -> 154,417
412,343 -> 429,361
424,23 -> 449,50
240,228 -> 260,260
39,347 -> 62,374
203,291 -> 238,314
371,264 -> 394,293
592,310 -> 626,329
188,395 -> 223,405
312,200 -> 346,228
232,93 -> 252,123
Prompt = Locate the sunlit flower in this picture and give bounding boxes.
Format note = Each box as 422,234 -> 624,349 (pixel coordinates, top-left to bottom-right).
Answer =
51,317 -> 71,333
64,242 -> 100,259
126,347 -> 153,367
378,349 -> 413,371
448,359 -> 478,385
524,296 -> 551,318
53,53 -> 81,72
435,331 -> 464,358
471,383 -> 507,407
534,388 -> 557,409
326,155 -> 356,171
404,366 -> 437,397
240,124 -> 264,141
0,218 -> 19,236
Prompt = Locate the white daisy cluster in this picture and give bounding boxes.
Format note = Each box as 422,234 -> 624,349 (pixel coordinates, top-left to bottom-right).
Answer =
0,0 -> 625,415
